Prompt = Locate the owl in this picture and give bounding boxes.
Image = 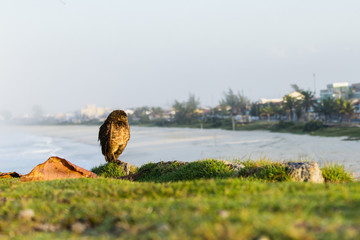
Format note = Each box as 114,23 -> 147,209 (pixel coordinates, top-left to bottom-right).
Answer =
98,110 -> 130,162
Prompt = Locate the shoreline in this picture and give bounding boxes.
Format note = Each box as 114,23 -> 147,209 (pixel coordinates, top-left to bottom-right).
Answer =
1,125 -> 357,174
11,119 -> 360,140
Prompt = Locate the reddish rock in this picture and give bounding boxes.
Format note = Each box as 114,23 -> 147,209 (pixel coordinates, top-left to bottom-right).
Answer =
20,156 -> 98,182
0,172 -> 22,178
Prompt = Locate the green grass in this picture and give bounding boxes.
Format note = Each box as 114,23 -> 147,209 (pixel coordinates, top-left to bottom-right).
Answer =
256,120 -> 360,140
131,118 -> 360,142
135,159 -> 234,182
270,121 -> 306,134
1,159 -> 355,238
311,127 -> 360,140
321,163 -> 355,183
91,162 -> 138,178
135,119 -> 360,141
1,178 -> 360,239
237,159 -> 292,182
91,162 -> 127,178
235,121 -> 276,131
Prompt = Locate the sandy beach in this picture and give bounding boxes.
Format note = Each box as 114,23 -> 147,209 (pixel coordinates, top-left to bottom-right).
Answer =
1,125 -> 359,175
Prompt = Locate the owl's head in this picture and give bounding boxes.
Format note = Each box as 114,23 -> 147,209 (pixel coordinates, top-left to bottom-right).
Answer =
107,110 -> 128,123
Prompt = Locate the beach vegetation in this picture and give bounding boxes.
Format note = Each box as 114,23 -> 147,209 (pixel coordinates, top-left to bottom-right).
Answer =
303,120 -> 324,132
321,163 -> 354,183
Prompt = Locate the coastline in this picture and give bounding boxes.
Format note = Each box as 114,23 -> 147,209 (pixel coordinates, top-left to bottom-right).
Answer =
1,125 -> 356,175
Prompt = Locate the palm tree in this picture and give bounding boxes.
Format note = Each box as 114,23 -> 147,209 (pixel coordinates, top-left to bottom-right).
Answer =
342,100 -> 354,123
315,97 -> 336,122
335,98 -> 345,123
283,95 -> 296,121
300,90 -> 315,121
220,89 -> 250,116
250,103 -> 261,117
260,105 -> 274,122
272,105 -> 284,120
294,100 -> 303,121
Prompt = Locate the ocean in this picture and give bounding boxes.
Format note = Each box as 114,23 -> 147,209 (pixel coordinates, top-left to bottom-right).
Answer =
0,125 -> 359,175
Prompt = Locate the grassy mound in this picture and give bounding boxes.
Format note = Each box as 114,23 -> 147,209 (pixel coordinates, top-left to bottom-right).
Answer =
135,159 -> 234,182
91,159 -> 354,183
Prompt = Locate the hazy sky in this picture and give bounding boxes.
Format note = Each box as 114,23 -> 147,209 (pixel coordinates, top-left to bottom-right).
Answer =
1,0 -> 360,115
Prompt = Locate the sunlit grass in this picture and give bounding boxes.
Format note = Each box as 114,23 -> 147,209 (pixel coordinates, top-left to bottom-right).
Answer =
1,177 -> 360,239
91,162 -> 138,178
135,159 -> 234,182
236,159 -> 291,182
321,163 -> 355,183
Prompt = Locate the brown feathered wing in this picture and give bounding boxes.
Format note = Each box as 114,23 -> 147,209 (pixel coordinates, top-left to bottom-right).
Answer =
98,120 -> 130,162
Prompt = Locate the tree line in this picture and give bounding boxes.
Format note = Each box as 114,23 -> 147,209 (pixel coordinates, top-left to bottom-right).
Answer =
129,86 -> 358,125
252,86 -> 356,124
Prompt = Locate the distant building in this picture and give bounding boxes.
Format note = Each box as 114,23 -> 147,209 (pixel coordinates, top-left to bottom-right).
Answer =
258,98 -> 283,104
287,91 -> 304,100
81,104 -> 111,120
124,109 -> 134,116
350,83 -> 360,99
320,82 -> 351,100
258,91 -> 303,105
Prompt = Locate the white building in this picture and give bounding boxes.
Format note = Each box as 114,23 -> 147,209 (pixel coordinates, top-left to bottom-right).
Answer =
81,104 -> 111,120
320,82 -> 350,99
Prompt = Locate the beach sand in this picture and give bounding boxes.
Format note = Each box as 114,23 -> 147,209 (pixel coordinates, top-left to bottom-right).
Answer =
1,125 -> 359,175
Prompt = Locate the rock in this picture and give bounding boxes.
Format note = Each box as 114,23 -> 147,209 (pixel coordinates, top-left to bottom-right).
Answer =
222,160 -> 245,172
157,223 -> 170,232
18,209 -> 35,221
285,162 -> 324,183
33,223 -> 60,232
20,156 -> 98,182
71,222 -> 87,234
256,236 -> 270,240
115,160 -> 132,175
0,172 -> 22,178
218,210 -> 230,219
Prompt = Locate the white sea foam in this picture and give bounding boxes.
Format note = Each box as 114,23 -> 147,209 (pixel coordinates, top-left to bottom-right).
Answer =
0,125 -> 359,175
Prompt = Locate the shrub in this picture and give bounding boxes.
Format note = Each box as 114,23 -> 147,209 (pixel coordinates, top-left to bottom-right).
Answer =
303,120 -> 323,132
271,120 -> 295,130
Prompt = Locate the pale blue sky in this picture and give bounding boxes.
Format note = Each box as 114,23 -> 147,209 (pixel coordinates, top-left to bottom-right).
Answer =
1,0 -> 360,115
